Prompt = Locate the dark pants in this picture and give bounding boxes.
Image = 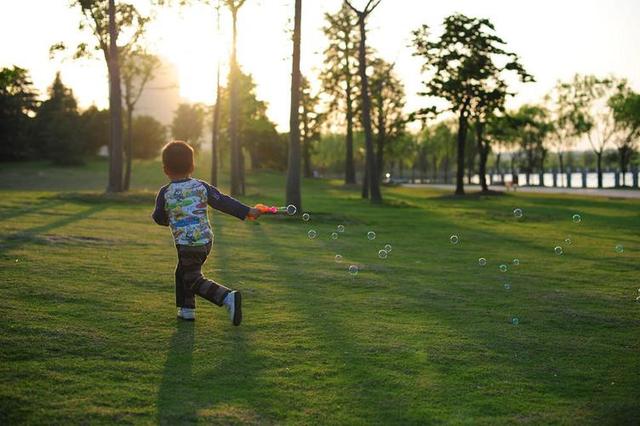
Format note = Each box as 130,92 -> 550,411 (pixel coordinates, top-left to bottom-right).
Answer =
175,243 -> 231,309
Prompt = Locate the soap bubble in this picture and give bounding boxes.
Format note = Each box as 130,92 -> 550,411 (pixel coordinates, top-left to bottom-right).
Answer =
512,258 -> 520,266
337,224 -> 345,233
335,254 -> 343,263
478,257 -> 487,266
302,213 -> 310,221
286,204 -> 297,215
450,234 -> 459,245
554,246 -> 563,255
572,214 -> 581,223
565,237 -> 572,245
384,244 -> 392,253
378,250 -> 388,259
367,231 -> 376,240
499,264 -> 508,273
615,244 -> 624,254
513,208 -> 523,218
307,230 -> 317,239
511,317 -> 519,325
330,232 -> 339,240
348,265 -> 359,275
504,283 -> 511,290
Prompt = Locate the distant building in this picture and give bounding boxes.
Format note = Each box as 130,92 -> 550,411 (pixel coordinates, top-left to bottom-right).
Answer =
134,58 -> 180,126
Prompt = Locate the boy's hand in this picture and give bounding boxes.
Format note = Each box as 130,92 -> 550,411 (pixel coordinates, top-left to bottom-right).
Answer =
247,207 -> 262,220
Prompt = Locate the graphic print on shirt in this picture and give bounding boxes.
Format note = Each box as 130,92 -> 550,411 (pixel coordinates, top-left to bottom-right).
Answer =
164,179 -> 213,246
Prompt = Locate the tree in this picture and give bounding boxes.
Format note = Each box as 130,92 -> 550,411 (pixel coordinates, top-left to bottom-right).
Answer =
80,106 -> 110,155
510,105 -> 551,180
320,3 -> 360,184
0,66 -> 39,161
55,1 -> 149,191
34,73 -> 84,165
609,88 -> 640,186
369,58 -> 406,186
286,0 -> 303,209
345,0 -> 383,203
299,76 -> 325,178
412,14 -> 532,195
132,115 -> 166,159
544,79 -> 590,179
572,75 -> 621,188
225,0 -> 248,196
121,49 -> 160,190
172,103 -> 205,145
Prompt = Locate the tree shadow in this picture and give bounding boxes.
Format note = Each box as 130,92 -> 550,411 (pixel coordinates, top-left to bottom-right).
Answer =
0,204 -> 106,255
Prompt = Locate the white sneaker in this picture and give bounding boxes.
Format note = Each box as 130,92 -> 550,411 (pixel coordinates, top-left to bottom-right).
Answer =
177,307 -> 195,321
223,291 -> 242,326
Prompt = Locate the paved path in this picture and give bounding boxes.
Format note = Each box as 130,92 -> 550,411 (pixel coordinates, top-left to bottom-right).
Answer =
403,183 -> 640,199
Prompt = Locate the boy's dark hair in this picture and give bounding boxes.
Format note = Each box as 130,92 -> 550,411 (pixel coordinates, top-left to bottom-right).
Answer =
162,140 -> 194,175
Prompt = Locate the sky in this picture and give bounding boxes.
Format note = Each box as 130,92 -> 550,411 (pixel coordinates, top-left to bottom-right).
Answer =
2,0 -> 640,146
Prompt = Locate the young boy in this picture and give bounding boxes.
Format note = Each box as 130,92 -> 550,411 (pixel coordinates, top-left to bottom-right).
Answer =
152,141 -> 260,325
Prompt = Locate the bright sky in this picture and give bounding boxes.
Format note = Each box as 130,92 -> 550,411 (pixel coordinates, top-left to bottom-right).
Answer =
2,0 -> 640,141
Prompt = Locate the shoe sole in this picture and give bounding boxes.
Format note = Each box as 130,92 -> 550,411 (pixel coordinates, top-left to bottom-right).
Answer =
232,291 -> 242,326
176,315 -> 195,321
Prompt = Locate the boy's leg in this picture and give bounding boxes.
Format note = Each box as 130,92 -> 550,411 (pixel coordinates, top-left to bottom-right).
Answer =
178,244 -> 230,306
175,252 -> 196,309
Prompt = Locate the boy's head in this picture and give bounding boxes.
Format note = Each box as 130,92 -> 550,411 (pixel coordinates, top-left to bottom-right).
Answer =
162,140 -> 194,178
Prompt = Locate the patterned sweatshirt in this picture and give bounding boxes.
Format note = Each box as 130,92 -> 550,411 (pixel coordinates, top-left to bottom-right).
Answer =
152,178 -> 250,246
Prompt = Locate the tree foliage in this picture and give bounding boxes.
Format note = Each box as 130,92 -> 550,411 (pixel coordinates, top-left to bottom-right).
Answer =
172,103 -> 205,146
0,66 -> 39,161
132,115 -> 167,159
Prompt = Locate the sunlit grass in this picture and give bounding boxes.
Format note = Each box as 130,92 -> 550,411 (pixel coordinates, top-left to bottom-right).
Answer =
0,160 -> 638,424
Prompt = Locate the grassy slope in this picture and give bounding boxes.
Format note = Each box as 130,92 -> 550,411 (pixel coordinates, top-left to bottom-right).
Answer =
0,159 -> 639,425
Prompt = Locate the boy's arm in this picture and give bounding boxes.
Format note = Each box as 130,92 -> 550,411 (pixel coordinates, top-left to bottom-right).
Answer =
151,186 -> 169,226
199,180 -> 251,220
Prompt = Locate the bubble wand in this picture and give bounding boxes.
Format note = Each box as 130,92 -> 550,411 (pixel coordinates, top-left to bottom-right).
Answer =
249,203 -> 297,219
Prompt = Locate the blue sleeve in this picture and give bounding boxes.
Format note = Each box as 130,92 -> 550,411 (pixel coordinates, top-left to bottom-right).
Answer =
152,185 -> 169,226
198,180 -> 250,220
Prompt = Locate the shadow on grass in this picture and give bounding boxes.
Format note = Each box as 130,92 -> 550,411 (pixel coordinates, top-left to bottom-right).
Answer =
0,204 -> 107,255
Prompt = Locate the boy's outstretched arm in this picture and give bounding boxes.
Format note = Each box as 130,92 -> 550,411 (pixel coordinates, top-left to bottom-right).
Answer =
152,186 -> 169,226
199,180 -> 254,220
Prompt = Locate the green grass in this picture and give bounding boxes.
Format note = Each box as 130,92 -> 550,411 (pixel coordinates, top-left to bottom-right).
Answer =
1,159 -> 639,424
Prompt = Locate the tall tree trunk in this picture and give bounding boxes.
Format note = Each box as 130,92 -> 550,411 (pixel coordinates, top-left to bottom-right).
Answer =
476,123 -> 489,192
362,159 -> 369,198
355,16 -> 381,203
619,145 -> 629,186
107,0 -> 123,193
558,151 -> 564,175
496,152 -> 501,175
596,151 -> 603,188
211,62 -> 220,186
455,109 -> 468,195
229,8 -> 242,196
375,101 -> 385,184
285,0 -> 302,209
344,79 -> 356,184
123,107 -> 133,190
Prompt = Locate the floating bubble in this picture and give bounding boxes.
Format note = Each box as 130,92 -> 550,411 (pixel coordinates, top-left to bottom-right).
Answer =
615,244 -> 624,254
572,214 -> 581,223
348,265 -> 359,276
15,259 -> 19,263
565,237 -> 572,245
512,258 -> 520,266
337,224 -> 345,233
478,257 -> 487,266
504,283 -> 511,290
511,317 -> 519,325
384,244 -> 392,253
330,232 -> 339,240
499,264 -> 508,273
450,234 -> 459,245
513,208 -> 523,218
335,254 -> 343,263
286,204 -> 297,215
367,231 -> 376,240
307,230 -> 317,239
554,246 -> 563,255
378,249 -> 388,259
302,213 -> 310,221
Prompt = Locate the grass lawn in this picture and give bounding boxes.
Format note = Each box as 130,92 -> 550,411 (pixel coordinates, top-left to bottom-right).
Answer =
1,159 -> 639,424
